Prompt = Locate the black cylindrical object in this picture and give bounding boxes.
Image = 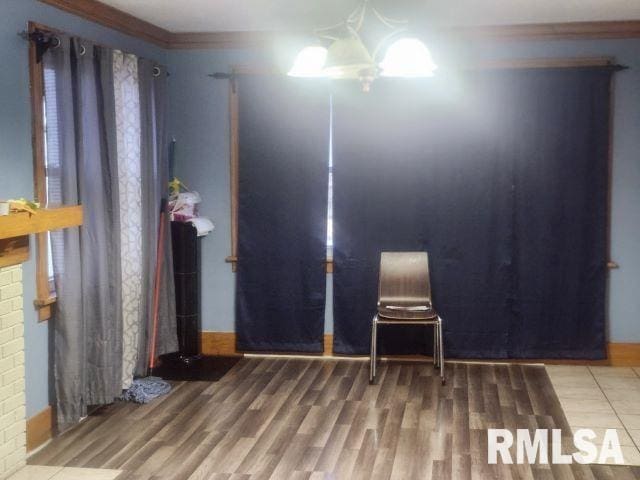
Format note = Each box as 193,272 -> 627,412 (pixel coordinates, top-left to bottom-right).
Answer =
171,221 -> 201,360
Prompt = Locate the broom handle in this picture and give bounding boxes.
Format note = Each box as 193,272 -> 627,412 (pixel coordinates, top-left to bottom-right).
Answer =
149,200 -> 167,372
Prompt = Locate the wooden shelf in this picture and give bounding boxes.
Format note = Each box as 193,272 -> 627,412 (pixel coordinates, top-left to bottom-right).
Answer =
0,206 -> 83,240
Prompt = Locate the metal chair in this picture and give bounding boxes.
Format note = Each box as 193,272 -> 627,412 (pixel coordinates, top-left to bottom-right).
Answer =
369,252 -> 445,384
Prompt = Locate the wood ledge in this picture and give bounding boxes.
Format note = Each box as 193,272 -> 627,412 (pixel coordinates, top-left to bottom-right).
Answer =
0,206 -> 83,240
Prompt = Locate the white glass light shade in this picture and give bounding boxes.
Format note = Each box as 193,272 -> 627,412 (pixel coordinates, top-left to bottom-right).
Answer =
322,37 -> 375,80
379,38 -> 437,78
287,46 -> 328,77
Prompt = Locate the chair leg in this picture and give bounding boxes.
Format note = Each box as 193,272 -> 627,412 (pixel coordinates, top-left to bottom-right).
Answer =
369,315 -> 378,384
438,317 -> 445,385
433,323 -> 438,368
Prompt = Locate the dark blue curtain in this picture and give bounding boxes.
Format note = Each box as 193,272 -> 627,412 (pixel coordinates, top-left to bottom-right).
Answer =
236,75 -> 329,352
509,69 -> 611,358
332,67 -> 613,359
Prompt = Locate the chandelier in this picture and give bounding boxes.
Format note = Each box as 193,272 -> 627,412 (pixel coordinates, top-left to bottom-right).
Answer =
288,0 -> 437,91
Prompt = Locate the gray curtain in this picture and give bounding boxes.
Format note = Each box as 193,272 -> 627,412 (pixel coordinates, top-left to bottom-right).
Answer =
135,59 -> 178,376
43,36 -> 177,429
45,37 -> 123,430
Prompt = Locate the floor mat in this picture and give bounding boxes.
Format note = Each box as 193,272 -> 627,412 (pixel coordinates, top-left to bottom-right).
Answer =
153,354 -> 241,381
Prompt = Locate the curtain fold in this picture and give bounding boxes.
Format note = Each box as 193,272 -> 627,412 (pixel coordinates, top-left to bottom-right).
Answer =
332,69 -> 612,359
135,60 -> 178,376
508,68 -> 611,358
43,35 -> 176,428
331,78 -> 515,356
45,37 -> 123,429
235,75 -> 329,352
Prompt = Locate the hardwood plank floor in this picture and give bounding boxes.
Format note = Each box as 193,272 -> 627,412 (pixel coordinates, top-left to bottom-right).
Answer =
29,358 -> 640,479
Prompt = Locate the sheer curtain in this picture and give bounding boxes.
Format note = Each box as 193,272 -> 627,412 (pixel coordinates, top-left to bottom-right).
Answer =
113,51 -> 143,389
42,33 -> 176,429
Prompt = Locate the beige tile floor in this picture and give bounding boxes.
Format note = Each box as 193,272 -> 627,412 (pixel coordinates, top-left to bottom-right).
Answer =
6,466 -> 121,480
546,365 -> 640,466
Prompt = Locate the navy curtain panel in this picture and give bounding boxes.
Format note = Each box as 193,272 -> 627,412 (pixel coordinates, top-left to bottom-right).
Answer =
332,67 -> 614,358
236,75 -> 329,352
509,68 -> 612,357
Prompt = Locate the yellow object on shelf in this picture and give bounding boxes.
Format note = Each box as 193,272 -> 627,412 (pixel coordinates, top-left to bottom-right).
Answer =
7,198 -> 40,215
0,206 -> 83,240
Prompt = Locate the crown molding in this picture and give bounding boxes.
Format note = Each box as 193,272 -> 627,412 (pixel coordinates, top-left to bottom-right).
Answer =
450,20 -> 640,41
168,21 -> 640,49
38,0 -> 171,48
38,1 -> 640,49
167,31 -> 282,50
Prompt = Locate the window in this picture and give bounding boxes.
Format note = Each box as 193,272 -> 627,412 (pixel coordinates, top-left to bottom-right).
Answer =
326,97 -> 334,258
29,22 -> 57,320
227,75 -> 335,273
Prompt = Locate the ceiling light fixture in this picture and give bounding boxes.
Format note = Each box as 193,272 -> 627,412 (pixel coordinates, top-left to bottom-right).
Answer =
288,0 -> 437,91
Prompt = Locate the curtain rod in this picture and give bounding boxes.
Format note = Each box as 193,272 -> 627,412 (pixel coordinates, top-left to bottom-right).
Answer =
208,58 -> 629,79
18,26 -> 169,75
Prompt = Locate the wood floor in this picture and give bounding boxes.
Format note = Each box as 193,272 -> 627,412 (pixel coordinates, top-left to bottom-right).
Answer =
30,358 -> 640,480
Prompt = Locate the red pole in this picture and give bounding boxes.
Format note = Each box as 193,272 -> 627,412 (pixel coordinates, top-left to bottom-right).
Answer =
149,204 -> 167,373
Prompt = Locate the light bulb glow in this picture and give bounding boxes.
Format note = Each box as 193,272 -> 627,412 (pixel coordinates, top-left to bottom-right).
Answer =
379,38 -> 437,78
287,46 -> 328,77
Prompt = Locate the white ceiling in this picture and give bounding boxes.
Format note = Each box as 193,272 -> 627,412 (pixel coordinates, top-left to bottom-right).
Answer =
101,0 -> 640,33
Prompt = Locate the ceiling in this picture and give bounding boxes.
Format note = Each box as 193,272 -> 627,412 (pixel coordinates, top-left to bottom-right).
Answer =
100,0 -> 640,33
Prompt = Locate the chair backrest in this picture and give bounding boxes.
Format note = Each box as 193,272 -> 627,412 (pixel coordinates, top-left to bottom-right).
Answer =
378,252 -> 432,307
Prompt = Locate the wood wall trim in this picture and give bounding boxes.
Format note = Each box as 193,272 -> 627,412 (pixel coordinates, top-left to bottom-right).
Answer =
168,21 -> 640,49
35,2 -> 640,49
607,343 -> 640,366
201,332 -> 242,357
0,207 -> 83,240
37,0 -> 170,48
469,57 -> 617,70
0,237 -> 29,268
450,20 -> 640,41
168,31 -> 281,50
28,21 -> 53,320
26,405 -> 52,452
201,332 -> 640,366
228,81 -> 239,273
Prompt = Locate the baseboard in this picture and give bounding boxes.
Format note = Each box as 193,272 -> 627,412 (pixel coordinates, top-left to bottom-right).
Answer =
608,343 -> 640,366
200,332 -> 333,357
201,332 -> 242,357
26,405 -> 52,452
200,332 -> 640,366
324,334 -> 333,356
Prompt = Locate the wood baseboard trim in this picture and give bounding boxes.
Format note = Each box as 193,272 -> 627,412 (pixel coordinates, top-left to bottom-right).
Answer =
201,332 -> 640,366
26,405 -> 52,452
201,332 -> 242,357
607,343 -> 640,366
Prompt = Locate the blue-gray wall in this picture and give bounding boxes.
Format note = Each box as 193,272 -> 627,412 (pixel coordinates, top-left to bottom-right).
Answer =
0,0 -> 164,417
1,0 -> 639,421
165,39 -> 640,344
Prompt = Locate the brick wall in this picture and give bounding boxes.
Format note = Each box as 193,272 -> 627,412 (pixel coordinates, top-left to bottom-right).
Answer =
0,265 -> 26,477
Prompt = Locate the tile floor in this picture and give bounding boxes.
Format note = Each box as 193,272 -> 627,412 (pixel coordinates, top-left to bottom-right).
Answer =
546,365 -> 640,466
6,466 -> 121,480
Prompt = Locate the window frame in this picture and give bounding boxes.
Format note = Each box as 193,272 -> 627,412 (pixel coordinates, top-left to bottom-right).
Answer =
226,67 -> 334,273
28,22 -> 59,321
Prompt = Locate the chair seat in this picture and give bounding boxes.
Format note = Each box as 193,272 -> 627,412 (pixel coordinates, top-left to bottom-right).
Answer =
377,304 -> 438,321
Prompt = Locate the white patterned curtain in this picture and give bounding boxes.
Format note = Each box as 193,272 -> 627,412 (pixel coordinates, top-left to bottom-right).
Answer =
113,51 -> 143,389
